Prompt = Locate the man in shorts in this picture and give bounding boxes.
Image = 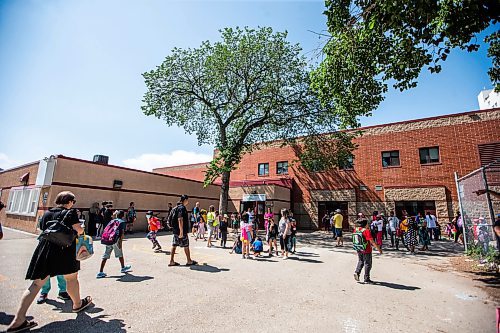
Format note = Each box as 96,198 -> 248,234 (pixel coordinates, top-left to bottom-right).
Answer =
333,209 -> 344,247
169,195 -> 197,267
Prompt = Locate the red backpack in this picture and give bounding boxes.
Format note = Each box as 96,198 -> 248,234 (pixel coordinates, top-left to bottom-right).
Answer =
101,219 -> 121,245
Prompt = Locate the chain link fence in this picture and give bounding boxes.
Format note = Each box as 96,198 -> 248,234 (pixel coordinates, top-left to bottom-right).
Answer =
455,159 -> 500,255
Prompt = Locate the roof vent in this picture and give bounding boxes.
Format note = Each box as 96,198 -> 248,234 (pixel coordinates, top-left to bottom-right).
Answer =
93,155 -> 109,165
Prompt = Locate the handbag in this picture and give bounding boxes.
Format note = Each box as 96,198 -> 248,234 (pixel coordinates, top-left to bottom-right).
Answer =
76,233 -> 94,261
39,210 -> 76,247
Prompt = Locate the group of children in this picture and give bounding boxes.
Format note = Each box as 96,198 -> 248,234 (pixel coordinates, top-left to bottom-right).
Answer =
229,208 -> 297,259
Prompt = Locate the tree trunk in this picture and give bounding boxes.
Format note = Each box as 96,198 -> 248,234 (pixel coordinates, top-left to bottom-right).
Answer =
219,170 -> 231,214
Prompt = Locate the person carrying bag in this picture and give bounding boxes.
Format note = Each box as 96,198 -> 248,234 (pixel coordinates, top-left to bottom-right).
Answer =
39,210 -> 76,247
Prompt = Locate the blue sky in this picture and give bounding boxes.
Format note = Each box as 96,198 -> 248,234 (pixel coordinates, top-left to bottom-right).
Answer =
0,0 -> 497,171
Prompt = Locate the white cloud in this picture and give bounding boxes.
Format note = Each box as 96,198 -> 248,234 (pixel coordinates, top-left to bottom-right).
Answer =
0,153 -> 22,170
122,151 -> 212,172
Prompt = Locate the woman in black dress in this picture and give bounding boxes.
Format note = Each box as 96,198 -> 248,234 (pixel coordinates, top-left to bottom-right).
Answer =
7,191 -> 92,332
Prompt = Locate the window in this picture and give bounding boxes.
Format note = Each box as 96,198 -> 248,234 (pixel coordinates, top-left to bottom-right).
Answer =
276,161 -> 288,175
382,150 -> 400,167
419,147 -> 440,164
339,155 -> 354,170
478,142 -> 500,166
6,187 -> 40,216
258,163 -> 269,176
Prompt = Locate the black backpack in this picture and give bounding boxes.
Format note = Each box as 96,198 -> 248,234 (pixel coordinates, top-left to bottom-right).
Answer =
167,206 -> 179,228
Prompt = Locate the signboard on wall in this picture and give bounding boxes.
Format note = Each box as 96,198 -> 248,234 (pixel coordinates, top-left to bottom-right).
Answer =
242,194 -> 266,202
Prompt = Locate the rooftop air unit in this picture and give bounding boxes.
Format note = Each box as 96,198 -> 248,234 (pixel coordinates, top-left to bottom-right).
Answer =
93,155 -> 109,165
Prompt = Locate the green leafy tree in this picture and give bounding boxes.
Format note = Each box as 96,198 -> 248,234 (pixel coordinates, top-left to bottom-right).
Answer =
312,0 -> 500,116
142,27 -> 356,213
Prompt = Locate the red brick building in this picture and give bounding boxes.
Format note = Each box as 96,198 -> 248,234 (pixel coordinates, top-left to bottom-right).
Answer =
155,108 -> 500,229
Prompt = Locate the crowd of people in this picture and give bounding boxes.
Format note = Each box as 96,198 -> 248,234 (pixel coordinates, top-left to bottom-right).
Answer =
323,209 -> 445,255
168,203 -> 299,260
3,189 -> 500,332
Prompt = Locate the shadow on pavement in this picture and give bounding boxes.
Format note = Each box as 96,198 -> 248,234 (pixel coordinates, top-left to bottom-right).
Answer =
189,264 -> 229,273
468,271 -> 500,289
286,257 -> 323,264
294,251 -> 320,258
107,273 -> 154,283
298,232 -> 463,262
372,281 -> 421,290
252,257 -> 279,263
31,307 -> 127,333
0,313 -> 33,326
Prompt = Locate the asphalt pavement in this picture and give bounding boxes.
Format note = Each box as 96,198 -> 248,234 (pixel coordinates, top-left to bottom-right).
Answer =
0,227 -> 496,333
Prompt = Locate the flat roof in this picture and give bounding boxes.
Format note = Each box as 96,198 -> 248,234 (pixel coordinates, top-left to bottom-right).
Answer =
354,107 -> 499,132
153,161 -> 210,170
0,161 -> 40,174
55,155 -> 213,186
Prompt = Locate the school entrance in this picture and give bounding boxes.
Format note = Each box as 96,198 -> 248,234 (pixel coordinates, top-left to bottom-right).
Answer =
395,201 -> 436,219
317,201 -> 349,230
240,194 -> 266,229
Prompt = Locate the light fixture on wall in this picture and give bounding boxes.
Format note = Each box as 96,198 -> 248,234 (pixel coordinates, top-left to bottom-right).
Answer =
113,180 -> 123,189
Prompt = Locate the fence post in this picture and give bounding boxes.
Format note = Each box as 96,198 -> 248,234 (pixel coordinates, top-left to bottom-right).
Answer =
454,172 -> 467,252
481,167 -> 496,235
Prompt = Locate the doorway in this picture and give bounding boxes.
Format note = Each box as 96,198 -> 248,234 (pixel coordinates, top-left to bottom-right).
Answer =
317,201 -> 349,230
395,201 -> 436,220
240,201 -> 266,229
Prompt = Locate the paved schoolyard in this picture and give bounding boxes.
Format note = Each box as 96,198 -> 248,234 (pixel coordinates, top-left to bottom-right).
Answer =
0,228 -> 496,333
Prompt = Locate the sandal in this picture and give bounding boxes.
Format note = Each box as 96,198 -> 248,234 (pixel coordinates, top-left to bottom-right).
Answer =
72,296 -> 93,313
186,260 -> 198,266
7,320 -> 38,332
168,262 -> 180,267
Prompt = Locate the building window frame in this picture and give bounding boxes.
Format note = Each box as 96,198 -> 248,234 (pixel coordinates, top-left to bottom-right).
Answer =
258,163 -> 269,176
381,150 -> 400,168
6,186 -> 40,217
276,161 -> 289,175
419,146 -> 440,164
339,155 -> 354,170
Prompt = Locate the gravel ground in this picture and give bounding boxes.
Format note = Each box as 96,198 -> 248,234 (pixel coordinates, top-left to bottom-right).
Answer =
0,228 -> 497,333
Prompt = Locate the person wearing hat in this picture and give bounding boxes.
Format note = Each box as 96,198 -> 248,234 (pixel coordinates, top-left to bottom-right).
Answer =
219,213 -> 229,248
169,195 -> 197,266
333,209 -> 344,247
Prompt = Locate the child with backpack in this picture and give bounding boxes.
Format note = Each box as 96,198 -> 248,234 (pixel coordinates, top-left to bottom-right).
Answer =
240,213 -> 253,259
96,210 -> 131,278
146,210 -> 162,252
352,218 -> 382,284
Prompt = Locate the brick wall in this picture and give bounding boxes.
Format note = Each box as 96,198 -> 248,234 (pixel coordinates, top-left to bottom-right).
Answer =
154,163 -> 208,182
155,109 -> 500,228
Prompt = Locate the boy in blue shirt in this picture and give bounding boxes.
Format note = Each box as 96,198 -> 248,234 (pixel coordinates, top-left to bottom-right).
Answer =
252,237 -> 264,257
